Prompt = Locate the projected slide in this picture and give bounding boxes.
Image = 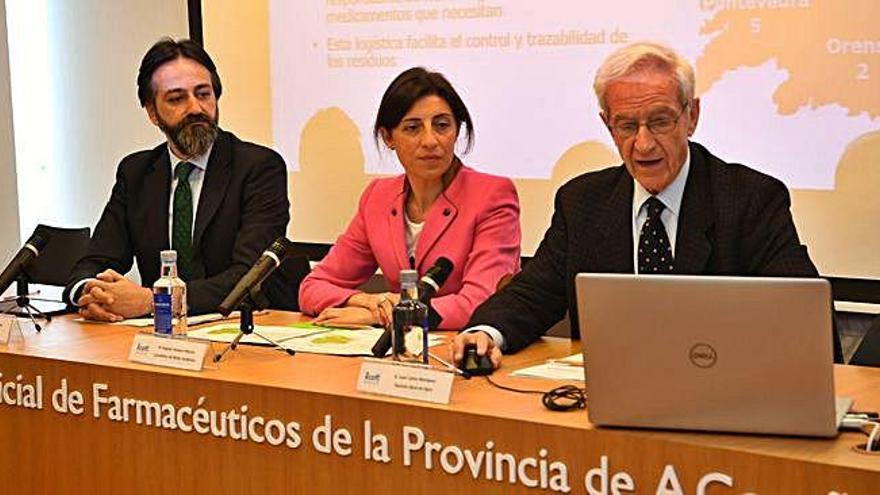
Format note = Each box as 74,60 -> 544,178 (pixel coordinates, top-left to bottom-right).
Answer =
269,1 -> 879,190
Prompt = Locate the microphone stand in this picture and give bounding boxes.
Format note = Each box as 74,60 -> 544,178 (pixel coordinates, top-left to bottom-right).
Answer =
1,276 -> 51,332
213,286 -> 295,363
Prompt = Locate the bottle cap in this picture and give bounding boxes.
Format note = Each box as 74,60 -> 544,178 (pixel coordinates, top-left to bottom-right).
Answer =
400,269 -> 418,286
160,250 -> 178,264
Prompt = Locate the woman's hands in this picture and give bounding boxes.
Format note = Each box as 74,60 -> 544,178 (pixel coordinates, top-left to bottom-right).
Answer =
313,292 -> 400,328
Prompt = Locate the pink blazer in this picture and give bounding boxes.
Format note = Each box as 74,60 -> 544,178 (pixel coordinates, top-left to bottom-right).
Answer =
299,165 -> 521,330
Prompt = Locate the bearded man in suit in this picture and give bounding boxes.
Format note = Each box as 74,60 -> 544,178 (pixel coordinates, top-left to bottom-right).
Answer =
64,38 -> 290,321
453,42 -> 841,367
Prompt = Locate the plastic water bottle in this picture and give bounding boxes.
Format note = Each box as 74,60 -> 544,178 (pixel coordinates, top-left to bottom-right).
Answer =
152,250 -> 188,337
392,269 -> 429,363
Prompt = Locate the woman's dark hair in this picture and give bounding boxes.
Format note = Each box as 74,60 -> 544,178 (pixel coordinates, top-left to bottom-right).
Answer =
373,67 -> 474,153
136,37 -> 222,107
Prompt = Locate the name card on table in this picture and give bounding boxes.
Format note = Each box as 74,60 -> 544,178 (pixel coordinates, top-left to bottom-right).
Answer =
0,314 -> 23,345
357,358 -> 454,404
128,332 -> 210,371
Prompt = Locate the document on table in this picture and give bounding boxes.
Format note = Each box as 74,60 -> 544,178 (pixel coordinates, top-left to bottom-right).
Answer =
74,312 -> 232,327
510,353 -> 585,381
187,321 -> 444,356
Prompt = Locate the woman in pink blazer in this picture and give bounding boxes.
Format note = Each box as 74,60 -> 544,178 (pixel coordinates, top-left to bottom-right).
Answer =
299,67 -> 521,330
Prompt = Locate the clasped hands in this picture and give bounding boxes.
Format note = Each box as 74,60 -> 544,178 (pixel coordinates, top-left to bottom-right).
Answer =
313,291 -> 399,329
77,269 -> 153,322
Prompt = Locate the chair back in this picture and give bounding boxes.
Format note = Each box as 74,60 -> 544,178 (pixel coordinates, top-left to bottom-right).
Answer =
265,254 -> 311,312
851,316 -> 880,367
22,224 -> 91,286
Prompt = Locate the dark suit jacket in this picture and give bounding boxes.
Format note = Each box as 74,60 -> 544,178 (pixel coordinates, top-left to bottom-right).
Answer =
64,130 -> 293,314
467,141 -> 842,362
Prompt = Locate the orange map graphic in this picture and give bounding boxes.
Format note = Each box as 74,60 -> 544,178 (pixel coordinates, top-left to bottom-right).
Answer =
697,2 -> 879,118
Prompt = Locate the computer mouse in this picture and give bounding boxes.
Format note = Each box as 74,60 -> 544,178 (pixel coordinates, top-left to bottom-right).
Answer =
462,343 -> 494,376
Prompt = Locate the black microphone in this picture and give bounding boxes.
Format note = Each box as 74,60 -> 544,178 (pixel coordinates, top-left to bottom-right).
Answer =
371,257 -> 455,357
417,257 -> 453,303
0,232 -> 49,296
218,237 -> 293,316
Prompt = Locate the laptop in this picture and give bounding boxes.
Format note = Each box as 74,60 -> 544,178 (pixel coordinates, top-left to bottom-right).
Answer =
575,274 -> 851,437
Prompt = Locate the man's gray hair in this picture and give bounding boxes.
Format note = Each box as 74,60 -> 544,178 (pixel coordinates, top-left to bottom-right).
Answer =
593,42 -> 695,115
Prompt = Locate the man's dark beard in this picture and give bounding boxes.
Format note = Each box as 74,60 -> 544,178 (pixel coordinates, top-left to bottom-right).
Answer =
159,112 -> 219,158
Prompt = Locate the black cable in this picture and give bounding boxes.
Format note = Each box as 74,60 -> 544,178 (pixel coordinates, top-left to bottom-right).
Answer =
484,375 -> 545,394
482,376 -> 586,412
542,385 -> 586,412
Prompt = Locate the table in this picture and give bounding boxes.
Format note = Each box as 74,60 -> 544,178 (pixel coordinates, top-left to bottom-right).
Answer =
1,313 -> 879,494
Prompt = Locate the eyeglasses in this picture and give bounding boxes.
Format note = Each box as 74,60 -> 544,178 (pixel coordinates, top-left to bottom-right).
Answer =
608,103 -> 689,139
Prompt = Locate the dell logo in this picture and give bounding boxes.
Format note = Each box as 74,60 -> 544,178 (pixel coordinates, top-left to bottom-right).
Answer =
689,343 -> 717,369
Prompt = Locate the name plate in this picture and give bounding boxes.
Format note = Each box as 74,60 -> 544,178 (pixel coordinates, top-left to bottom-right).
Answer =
0,315 -> 21,345
357,358 -> 454,404
128,333 -> 210,371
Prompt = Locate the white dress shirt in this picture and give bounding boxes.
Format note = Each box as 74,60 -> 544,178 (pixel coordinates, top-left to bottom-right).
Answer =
631,150 -> 690,272
167,144 -> 212,238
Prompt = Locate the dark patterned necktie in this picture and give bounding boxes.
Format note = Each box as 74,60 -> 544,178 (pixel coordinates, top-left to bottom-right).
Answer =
638,196 -> 674,274
172,161 -> 195,280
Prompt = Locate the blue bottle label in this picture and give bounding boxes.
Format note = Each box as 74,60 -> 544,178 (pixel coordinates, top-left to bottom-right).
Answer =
153,293 -> 172,334
421,315 -> 429,364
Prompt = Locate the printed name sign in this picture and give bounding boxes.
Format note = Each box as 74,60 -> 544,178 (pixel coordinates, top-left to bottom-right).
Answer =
128,333 -> 210,371
357,358 -> 454,404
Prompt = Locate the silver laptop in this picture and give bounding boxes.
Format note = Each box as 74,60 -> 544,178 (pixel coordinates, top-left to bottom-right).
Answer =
575,274 -> 851,437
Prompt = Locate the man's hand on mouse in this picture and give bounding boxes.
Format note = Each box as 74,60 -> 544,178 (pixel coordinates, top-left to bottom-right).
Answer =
451,331 -> 502,370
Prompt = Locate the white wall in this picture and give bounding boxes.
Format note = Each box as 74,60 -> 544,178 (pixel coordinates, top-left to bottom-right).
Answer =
0,0 -> 19,262
6,0 -> 188,246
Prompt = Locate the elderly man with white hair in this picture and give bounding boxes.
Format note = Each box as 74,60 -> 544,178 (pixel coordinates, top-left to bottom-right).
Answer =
453,41 -> 841,368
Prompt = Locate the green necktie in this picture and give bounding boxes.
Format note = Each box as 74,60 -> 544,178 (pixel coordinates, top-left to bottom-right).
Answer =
172,161 -> 195,280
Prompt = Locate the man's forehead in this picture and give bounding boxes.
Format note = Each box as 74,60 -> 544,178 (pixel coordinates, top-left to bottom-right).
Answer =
151,57 -> 212,92
609,101 -> 680,120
